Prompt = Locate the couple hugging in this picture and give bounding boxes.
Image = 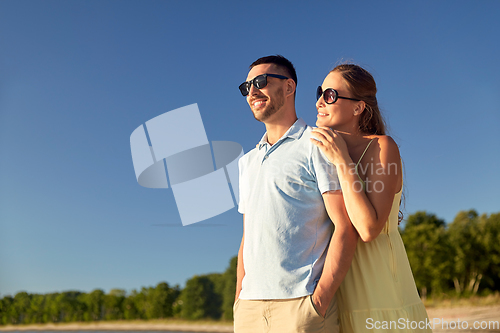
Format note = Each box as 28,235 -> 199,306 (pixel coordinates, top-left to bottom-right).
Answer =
234,55 -> 431,333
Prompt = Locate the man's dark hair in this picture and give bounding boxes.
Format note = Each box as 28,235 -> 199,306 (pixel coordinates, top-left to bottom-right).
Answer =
250,55 -> 297,86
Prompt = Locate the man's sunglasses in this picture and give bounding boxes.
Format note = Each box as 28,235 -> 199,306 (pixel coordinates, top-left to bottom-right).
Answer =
239,74 -> 289,96
316,86 -> 361,104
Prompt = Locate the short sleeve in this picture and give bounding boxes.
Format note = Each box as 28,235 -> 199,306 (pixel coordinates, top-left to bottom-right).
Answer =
310,144 -> 341,194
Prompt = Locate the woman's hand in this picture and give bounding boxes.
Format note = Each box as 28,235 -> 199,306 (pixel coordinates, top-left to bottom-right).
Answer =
310,127 -> 350,166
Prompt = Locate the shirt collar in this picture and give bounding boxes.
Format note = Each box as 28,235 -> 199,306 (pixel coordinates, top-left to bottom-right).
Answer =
258,118 -> 307,149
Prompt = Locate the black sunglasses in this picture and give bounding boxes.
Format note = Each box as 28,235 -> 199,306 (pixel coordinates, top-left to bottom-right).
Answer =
239,73 -> 289,96
316,86 -> 361,104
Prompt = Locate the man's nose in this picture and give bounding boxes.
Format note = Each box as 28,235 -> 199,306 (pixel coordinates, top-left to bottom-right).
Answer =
248,83 -> 259,96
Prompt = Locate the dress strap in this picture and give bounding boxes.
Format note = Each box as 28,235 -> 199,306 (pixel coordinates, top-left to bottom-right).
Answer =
355,138 -> 376,187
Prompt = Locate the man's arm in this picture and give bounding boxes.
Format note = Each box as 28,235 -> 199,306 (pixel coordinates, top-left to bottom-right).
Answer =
235,215 -> 245,302
312,190 -> 358,316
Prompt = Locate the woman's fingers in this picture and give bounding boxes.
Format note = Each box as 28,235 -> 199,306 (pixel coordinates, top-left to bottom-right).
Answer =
312,128 -> 339,147
310,137 -> 323,146
312,127 -> 336,142
310,130 -> 327,142
318,126 -> 336,137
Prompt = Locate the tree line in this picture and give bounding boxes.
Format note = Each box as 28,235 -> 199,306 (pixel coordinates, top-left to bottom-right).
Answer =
1,209 -> 499,325
0,257 -> 237,325
401,209 -> 500,300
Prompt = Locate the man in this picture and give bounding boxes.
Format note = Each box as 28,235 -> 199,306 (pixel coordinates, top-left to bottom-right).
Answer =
234,55 -> 358,333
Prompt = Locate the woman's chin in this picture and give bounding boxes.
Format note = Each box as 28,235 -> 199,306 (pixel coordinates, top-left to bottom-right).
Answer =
315,118 -> 332,128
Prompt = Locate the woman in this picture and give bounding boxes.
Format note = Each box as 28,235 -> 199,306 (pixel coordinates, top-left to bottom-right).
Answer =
311,64 -> 431,332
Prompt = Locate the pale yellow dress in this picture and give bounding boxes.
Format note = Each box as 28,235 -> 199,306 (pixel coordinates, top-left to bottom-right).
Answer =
337,140 -> 431,332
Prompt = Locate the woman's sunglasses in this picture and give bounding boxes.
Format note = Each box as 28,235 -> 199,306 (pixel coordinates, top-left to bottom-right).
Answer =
316,86 -> 361,104
239,73 -> 289,96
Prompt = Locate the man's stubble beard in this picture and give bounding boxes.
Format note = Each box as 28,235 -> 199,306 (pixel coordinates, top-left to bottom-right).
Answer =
252,87 -> 285,123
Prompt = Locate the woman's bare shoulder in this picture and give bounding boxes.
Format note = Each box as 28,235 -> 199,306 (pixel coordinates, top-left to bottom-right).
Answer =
366,135 -> 400,160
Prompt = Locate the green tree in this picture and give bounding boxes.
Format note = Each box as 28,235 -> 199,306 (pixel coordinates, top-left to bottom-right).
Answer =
43,293 -> 61,323
82,289 -> 105,321
56,291 -> 85,322
0,296 -> 16,325
478,213 -> 500,292
13,292 -> 31,324
123,290 -> 140,320
135,287 -> 154,319
149,282 -> 179,319
401,211 -> 451,298
180,275 -> 220,320
205,274 -> 224,319
28,294 -> 46,324
103,289 -> 125,320
448,210 -> 487,295
221,256 -> 237,320
131,283 -> 179,319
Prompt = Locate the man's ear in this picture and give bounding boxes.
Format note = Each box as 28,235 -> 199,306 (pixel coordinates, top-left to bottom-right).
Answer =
285,79 -> 296,97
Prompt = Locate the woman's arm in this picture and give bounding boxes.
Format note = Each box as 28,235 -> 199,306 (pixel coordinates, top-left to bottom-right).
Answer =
313,190 -> 358,317
311,130 -> 401,242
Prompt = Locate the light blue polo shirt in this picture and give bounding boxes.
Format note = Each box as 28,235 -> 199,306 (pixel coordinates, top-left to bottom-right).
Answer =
238,118 -> 340,300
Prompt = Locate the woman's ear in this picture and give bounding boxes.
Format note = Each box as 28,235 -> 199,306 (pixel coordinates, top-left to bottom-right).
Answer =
354,101 -> 366,116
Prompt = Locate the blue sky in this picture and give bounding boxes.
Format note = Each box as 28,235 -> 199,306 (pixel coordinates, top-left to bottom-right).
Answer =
1,1 -> 499,297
